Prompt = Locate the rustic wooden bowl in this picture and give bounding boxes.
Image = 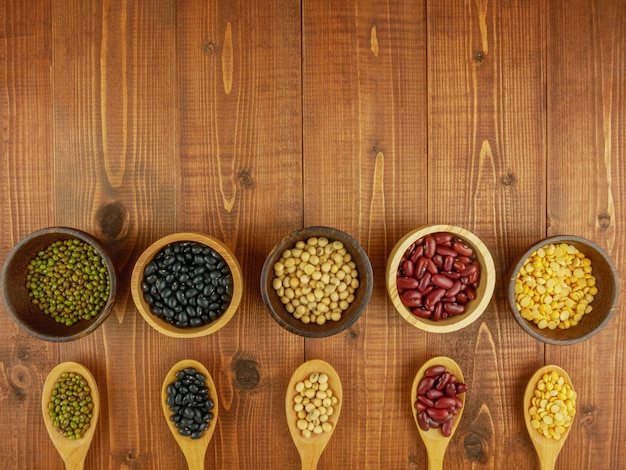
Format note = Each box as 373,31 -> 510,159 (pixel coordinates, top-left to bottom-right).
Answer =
386,225 -> 496,333
260,226 -> 373,338
508,235 -> 619,345
131,232 -> 243,339
1,227 -> 117,342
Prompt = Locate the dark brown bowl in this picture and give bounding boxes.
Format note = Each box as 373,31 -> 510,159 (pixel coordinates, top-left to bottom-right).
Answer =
508,235 -> 619,345
1,227 -> 117,342
260,226 -> 373,338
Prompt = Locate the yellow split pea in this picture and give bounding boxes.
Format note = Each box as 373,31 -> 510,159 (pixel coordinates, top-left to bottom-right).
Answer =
528,370 -> 576,440
514,243 -> 597,330
272,237 -> 359,325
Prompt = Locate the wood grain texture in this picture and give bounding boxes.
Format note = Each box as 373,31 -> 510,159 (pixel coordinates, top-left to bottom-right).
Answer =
0,0 -> 625,468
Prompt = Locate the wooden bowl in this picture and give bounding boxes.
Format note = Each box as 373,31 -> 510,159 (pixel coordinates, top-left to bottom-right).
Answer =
1,227 -> 117,342
260,226 -> 373,337
508,235 -> 619,345
386,225 -> 496,333
131,232 -> 243,338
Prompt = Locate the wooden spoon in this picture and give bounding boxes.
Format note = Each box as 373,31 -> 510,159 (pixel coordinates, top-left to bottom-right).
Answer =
286,359 -> 343,470
41,362 -> 100,470
161,359 -> 218,470
523,365 -> 574,470
411,356 -> 466,470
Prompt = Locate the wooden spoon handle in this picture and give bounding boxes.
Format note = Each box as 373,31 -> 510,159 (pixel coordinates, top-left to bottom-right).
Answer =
426,449 -> 444,470
183,452 -> 205,470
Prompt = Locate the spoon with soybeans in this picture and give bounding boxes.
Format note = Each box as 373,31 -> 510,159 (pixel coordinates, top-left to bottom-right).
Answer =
41,362 -> 100,470
411,356 -> 466,470
286,359 -> 343,470
524,365 -> 576,470
162,359 -> 219,470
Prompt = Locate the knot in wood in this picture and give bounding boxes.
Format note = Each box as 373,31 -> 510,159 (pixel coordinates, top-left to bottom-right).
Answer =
463,432 -> 488,463
95,201 -> 129,242
501,173 -> 517,187
237,169 -> 254,188
473,50 -> 486,62
233,359 -> 260,390
597,214 -> 611,229
202,40 -> 218,55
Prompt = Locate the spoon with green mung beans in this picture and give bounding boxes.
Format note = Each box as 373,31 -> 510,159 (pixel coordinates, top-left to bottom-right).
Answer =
42,362 -> 100,470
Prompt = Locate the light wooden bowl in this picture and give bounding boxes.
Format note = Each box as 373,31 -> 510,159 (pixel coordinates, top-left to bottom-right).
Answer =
386,225 -> 496,333
260,226 -> 373,338
1,227 -> 117,342
131,232 -> 243,338
508,235 -> 619,345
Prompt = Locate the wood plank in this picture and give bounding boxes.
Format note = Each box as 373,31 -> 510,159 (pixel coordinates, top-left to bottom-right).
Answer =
547,0 -> 626,468
177,0 -> 303,468
51,0 -> 178,467
0,2 -> 55,469
303,0 -> 428,467
427,0 -> 545,467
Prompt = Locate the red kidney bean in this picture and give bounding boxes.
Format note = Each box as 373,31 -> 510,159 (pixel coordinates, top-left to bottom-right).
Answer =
402,259 -> 414,278
433,302 -> 443,320
441,419 -> 453,437
455,383 -> 467,394
432,254 -> 444,268
454,396 -> 463,409
415,401 -> 427,411
426,258 -> 438,274
402,289 -> 422,301
427,417 -> 441,428
453,241 -> 474,257
412,307 -> 432,318
397,277 -> 419,291
433,232 -> 454,244
436,245 -> 457,257
417,395 -> 434,407
418,376 -> 436,394
418,272 -> 432,292
465,286 -> 477,300
444,383 -> 457,397
458,255 -> 472,264
460,261 -> 479,277
426,407 -> 449,421
444,271 -> 461,280
443,255 -> 455,272
424,235 -> 436,258
417,411 -> 430,431
453,259 -> 466,271
426,389 -> 444,400
431,274 -> 454,289
445,280 -> 463,298
416,257 -> 428,279
443,303 -> 466,316
435,371 -> 451,390
469,271 -> 479,285
425,365 -> 446,377
456,292 -> 468,303
434,397 -> 458,409
425,288 -> 446,309
400,296 -> 422,308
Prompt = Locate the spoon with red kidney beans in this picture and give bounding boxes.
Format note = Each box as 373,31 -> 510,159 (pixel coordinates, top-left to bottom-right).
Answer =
396,232 -> 480,321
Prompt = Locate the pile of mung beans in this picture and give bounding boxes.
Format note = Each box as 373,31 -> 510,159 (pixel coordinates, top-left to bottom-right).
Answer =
292,372 -> 338,438
514,243 -> 596,330
141,241 -> 234,328
272,237 -> 359,325
26,239 -> 111,326
48,372 -> 94,440
528,370 -> 576,440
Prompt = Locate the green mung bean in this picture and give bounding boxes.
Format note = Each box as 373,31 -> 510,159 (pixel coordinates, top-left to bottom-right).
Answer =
26,239 -> 110,326
48,372 -> 93,440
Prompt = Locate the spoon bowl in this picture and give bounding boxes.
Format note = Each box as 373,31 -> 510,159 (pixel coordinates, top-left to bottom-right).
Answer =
286,359 -> 343,470
523,365 -> 574,470
161,359 -> 219,470
411,356 -> 466,470
41,362 -> 100,470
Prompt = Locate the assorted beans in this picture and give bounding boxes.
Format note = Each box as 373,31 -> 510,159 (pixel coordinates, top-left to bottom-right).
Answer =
272,237 -> 359,325
414,365 -> 467,437
292,372 -> 338,438
141,241 -> 233,328
26,239 -> 110,326
48,372 -> 94,440
528,370 -> 576,440
166,367 -> 215,439
396,232 -> 480,321
514,243 -> 596,330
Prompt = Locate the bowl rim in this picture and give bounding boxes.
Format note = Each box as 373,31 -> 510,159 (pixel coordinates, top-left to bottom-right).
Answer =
507,234 -> 620,345
1,226 -> 117,342
386,224 -> 496,333
260,225 -> 373,338
130,232 -> 243,338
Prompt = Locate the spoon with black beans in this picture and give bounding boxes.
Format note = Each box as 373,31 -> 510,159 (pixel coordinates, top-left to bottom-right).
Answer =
141,241 -> 234,329
162,359 -> 218,470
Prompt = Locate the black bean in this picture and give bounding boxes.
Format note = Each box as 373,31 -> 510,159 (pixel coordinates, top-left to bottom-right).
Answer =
189,317 -> 203,327
175,290 -> 186,305
185,287 -> 198,298
144,293 -> 154,305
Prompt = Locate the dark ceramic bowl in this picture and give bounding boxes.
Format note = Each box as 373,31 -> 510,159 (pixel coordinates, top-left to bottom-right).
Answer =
1,227 -> 117,342
261,226 -> 373,338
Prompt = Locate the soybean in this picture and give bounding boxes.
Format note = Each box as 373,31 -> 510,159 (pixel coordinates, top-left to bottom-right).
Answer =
165,367 -> 214,439
514,243 -> 596,330
528,370 -> 576,440
26,239 -> 111,326
48,372 -> 94,440
272,237 -> 359,325
292,372 -> 337,438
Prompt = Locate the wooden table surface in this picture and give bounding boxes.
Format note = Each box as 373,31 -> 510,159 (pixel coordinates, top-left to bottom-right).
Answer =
1,1 -> 624,468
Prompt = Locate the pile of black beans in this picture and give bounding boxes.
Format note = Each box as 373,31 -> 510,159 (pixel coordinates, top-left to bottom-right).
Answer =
141,241 -> 234,328
166,367 -> 214,439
